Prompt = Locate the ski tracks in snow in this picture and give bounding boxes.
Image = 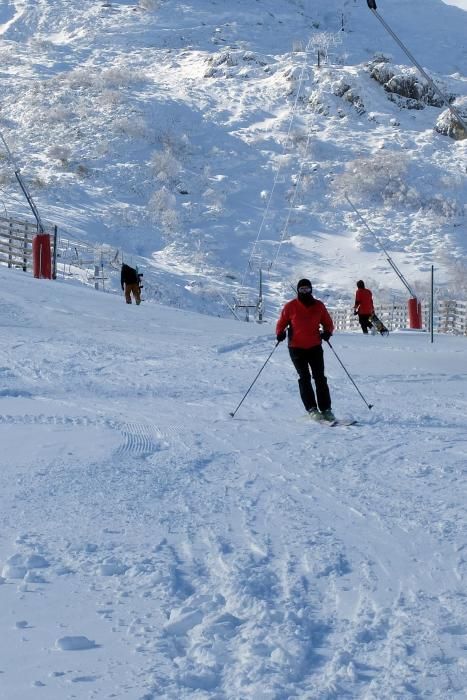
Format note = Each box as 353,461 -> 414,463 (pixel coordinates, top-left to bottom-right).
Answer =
1,286 -> 467,698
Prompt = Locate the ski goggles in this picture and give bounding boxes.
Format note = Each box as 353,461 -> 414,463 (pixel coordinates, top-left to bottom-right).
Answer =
298,285 -> 312,293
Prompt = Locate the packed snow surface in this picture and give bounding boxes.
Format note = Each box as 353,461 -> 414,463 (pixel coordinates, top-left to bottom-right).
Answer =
1,266 -> 467,699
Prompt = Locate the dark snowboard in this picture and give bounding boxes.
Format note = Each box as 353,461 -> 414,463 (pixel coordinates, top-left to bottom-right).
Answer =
370,313 -> 389,336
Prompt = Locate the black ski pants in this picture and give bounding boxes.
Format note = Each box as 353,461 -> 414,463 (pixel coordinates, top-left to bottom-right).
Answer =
289,345 -> 331,412
358,314 -> 373,334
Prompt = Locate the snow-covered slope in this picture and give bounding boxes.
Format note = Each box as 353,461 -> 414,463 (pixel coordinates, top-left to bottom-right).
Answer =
1,265 -> 467,699
0,0 -> 466,315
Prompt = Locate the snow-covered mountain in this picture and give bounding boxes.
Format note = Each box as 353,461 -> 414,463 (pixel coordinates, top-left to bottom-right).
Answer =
0,0 -> 466,316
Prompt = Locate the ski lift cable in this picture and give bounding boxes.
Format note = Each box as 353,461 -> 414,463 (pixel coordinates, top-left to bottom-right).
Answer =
270,22 -> 346,273
368,5 -> 467,133
0,187 -> 28,209
240,38 -> 314,289
344,193 -> 416,298
0,187 -> 53,228
270,129 -> 314,271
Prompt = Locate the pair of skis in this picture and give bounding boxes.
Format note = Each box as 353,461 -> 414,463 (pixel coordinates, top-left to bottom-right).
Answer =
306,414 -> 358,428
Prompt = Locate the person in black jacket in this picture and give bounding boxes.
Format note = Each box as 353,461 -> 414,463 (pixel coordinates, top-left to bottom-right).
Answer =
120,263 -> 141,305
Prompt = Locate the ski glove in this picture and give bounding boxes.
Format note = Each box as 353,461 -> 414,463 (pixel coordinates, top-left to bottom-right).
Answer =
367,0 -> 377,9
320,330 -> 332,342
276,330 -> 287,343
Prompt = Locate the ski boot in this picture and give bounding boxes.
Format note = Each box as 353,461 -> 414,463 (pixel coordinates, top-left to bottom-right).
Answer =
320,409 -> 336,422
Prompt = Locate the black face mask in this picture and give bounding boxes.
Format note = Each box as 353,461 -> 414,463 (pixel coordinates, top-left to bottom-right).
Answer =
298,292 -> 314,306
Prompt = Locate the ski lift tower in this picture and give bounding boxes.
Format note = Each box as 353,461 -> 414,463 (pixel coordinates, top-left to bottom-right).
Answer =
233,289 -> 259,322
0,133 -> 53,279
234,257 -> 265,322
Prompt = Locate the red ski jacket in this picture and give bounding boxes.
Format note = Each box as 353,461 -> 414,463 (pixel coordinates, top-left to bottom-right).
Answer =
354,288 -> 374,315
276,298 -> 334,348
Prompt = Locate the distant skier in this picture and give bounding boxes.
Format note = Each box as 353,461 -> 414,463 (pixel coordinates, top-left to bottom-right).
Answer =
276,279 -> 335,421
121,263 -> 141,305
367,0 -> 377,9
353,280 -> 374,334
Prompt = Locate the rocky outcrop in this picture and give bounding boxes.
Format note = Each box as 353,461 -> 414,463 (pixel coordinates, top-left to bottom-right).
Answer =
369,59 -> 455,110
435,98 -> 467,140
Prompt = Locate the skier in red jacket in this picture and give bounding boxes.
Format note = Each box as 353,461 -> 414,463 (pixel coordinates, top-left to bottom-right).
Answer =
354,280 -> 374,334
276,279 -> 335,421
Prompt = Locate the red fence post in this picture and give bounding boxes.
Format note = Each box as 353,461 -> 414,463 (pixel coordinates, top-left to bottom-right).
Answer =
408,297 -> 422,329
32,233 -> 52,279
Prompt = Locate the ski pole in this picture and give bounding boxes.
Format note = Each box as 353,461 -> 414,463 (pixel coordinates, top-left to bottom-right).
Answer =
325,340 -> 373,410
229,341 -> 280,418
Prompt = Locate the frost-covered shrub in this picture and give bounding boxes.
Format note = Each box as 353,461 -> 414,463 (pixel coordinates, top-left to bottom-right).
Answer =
445,258 -> 467,297
371,52 -> 393,63
151,148 -> 181,185
149,186 -> 175,214
67,68 -> 96,89
100,89 -> 121,107
421,195 -> 462,219
159,208 -> 180,234
283,65 -> 303,82
290,129 -> 309,149
334,154 -> 463,218
46,106 -> 74,123
155,130 -> 192,157
342,87 -> 365,115
101,67 -> 134,88
333,153 -> 411,205
203,187 -> 225,216
332,79 -> 351,98
75,164 -> 90,179
47,145 -> 71,165
113,116 -> 149,139
308,90 -> 329,115
310,32 -> 340,66
0,49 -> 18,66
139,0 -> 161,9
148,187 -> 180,234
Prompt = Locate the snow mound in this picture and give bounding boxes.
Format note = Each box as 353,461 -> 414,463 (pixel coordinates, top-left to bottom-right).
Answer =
55,636 -> 98,651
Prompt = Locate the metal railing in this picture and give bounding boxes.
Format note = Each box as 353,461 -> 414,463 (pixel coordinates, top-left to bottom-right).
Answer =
329,301 -> 467,336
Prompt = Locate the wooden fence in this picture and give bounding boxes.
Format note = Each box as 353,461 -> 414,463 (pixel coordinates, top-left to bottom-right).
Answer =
0,216 -> 38,271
